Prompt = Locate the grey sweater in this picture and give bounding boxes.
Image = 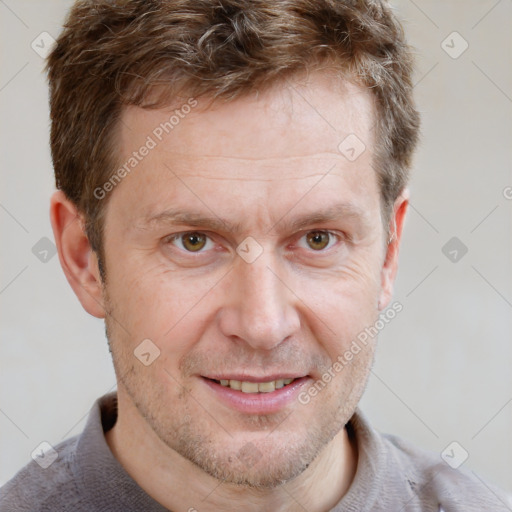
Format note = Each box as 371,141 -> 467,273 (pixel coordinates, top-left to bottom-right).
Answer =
1,393 -> 510,511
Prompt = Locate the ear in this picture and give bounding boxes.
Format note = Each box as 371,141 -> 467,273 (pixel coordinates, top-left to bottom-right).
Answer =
378,189 -> 409,311
50,190 -> 106,318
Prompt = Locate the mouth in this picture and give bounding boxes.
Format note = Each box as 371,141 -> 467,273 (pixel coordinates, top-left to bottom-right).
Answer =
200,375 -> 311,414
205,377 -> 298,393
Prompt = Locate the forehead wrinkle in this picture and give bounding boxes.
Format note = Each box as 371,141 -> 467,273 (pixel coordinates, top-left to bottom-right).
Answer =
157,158 -> 352,184
154,153 -> 350,178
157,151 -> 347,162
174,173 -> 333,182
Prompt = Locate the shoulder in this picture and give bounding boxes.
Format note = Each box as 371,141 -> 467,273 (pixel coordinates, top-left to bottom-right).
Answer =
0,435 -> 83,512
381,432 -> 512,511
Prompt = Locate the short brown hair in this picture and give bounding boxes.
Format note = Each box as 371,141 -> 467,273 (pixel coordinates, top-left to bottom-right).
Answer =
47,0 -> 420,271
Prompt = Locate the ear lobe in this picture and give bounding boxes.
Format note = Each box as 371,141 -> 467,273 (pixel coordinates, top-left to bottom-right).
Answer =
50,190 -> 106,318
378,190 -> 409,311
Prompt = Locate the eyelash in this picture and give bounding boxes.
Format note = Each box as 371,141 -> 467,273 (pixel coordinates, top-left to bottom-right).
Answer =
165,230 -> 344,255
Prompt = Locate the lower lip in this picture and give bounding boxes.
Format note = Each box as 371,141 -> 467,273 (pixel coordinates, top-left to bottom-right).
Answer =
202,377 -> 311,414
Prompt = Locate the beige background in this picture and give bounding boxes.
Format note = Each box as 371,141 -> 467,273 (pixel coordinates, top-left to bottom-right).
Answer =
1,0 -> 511,492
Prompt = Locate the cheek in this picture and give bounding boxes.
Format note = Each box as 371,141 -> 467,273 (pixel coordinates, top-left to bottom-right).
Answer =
305,249 -> 382,301
312,291 -> 378,356
292,257 -> 382,355
105,257 -> 228,351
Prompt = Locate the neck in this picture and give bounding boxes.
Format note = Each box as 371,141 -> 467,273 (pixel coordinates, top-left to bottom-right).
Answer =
106,390 -> 358,512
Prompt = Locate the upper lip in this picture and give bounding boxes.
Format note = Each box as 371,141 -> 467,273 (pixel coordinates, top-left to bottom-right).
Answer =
202,374 -> 308,382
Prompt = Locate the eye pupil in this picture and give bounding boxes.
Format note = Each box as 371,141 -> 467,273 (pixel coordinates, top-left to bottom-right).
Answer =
183,232 -> 206,252
307,231 -> 330,250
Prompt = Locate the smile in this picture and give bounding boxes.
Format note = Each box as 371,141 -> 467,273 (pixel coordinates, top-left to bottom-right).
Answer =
211,378 -> 296,393
201,375 -> 311,414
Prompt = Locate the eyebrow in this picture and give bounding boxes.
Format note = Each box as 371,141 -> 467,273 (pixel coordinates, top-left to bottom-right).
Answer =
136,202 -> 370,235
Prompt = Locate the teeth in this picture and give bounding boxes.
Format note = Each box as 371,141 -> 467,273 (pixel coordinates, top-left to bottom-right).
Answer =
241,381 -> 259,393
230,380 -> 242,390
258,381 -> 275,393
217,378 -> 296,393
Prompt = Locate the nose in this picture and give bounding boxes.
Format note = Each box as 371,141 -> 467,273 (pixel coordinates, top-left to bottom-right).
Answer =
217,251 -> 301,351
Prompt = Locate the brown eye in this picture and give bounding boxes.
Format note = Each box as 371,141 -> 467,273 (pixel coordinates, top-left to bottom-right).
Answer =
181,232 -> 207,252
305,231 -> 332,250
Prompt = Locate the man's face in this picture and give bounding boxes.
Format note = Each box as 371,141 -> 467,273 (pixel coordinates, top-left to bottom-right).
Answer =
101,72 -> 390,487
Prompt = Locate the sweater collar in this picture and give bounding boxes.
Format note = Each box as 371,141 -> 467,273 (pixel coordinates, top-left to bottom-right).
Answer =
75,392 -> 169,511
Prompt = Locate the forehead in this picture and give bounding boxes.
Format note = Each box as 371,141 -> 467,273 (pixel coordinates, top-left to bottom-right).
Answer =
108,71 -> 379,230
119,71 -> 375,161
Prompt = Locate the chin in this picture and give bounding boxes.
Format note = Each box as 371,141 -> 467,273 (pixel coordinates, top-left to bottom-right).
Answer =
162,415 -> 342,489
184,441 -> 315,489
